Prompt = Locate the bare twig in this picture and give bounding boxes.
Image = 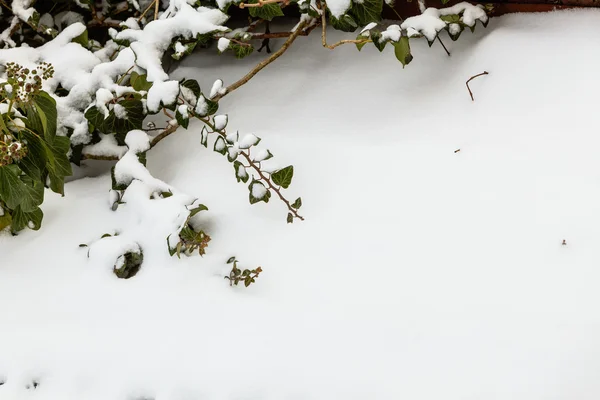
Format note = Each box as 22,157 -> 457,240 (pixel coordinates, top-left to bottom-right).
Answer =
319,2 -> 370,49
138,0 -> 157,22
154,0 -> 159,20
436,36 -> 450,56
212,21 -> 311,101
466,71 -> 488,101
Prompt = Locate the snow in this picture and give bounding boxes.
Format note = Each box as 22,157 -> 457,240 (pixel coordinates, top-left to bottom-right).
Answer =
326,0 -> 352,18
4,9 -> 600,400
360,22 -> 377,34
402,2 -> 487,42
213,114 -> 228,130
209,78 -> 226,99
250,181 -> 267,199
239,133 -> 260,149
217,37 -> 230,52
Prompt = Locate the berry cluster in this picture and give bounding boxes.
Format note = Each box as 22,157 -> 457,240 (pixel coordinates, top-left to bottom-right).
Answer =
4,61 -> 54,104
0,140 -> 27,166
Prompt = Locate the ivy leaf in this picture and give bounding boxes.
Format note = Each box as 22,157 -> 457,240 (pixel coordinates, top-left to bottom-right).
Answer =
355,34 -> 369,51
130,72 -> 152,91
271,166 -> 294,189
200,126 -> 208,147
249,180 -> 271,204
181,79 -> 201,99
85,99 -> 144,143
350,0 -> 382,26
188,203 -> 208,218
248,1 -> 284,21
371,31 -> 386,52
71,28 -> 89,47
330,14 -> 358,32
292,197 -> 302,209
393,36 -> 413,67
287,212 -> 293,224
11,205 -> 43,232
231,43 -> 254,59
233,160 -> 249,183
214,136 -> 227,155
171,41 -> 198,60
176,108 -> 189,129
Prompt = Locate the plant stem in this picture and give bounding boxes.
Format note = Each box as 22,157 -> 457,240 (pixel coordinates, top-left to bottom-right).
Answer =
212,21 -> 310,102
466,71 -> 489,101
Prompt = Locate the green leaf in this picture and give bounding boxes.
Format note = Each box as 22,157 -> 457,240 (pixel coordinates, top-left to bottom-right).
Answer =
0,165 -> 26,210
350,0 -> 382,25
171,41 -> 198,60
231,43 -> 254,59
188,203 -> 208,218
45,135 -> 72,195
26,91 -> 57,141
249,180 -> 271,204
371,31 -> 386,51
248,1 -> 284,21
271,166 -> 294,189
227,256 -> 236,264
330,14 -> 358,32
233,160 -> 249,183
71,28 -> 89,47
176,108 -> 189,129
11,205 -> 43,232
355,34 -> 369,51
393,36 -> 413,67
85,99 -> 144,143
287,212 -> 293,223
200,126 -> 208,147
440,14 -> 461,24
181,79 -> 201,99
0,212 -> 11,231
213,136 -> 227,155
17,175 -> 44,212
130,72 -> 152,91
291,197 -> 302,209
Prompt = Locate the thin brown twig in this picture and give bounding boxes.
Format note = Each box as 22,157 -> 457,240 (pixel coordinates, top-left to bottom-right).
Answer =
154,0 -> 159,20
466,71 -> 488,101
138,0 -> 157,22
319,2 -> 370,49
199,116 -> 304,220
212,21 -> 311,102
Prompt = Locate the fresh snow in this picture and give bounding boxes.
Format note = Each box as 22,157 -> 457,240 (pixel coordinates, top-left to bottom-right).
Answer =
3,9 -> 600,400
217,37 -> 231,52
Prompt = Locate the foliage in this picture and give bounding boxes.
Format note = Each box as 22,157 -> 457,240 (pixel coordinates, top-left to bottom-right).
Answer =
225,256 -> 263,287
0,0 -> 489,279
0,62 -> 71,234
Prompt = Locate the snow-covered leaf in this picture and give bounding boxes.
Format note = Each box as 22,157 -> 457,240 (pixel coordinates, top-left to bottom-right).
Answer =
214,136 -> 227,155
248,1 -> 284,21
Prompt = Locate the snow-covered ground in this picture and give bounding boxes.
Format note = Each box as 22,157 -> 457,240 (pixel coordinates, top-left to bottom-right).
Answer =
3,9 -> 600,399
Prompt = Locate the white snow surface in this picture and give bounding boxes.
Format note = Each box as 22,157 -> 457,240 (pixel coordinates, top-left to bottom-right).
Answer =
4,10 -> 600,399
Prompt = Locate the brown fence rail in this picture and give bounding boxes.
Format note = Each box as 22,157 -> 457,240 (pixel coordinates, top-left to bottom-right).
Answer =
386,0 -> 600,18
